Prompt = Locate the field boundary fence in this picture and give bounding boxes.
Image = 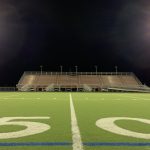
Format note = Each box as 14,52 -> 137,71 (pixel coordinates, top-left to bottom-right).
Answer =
0,87 -> 17,92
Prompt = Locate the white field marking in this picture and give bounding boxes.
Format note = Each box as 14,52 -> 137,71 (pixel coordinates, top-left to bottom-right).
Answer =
69,94 -> 84,150
99,98 -> 122,101
0,95 -> 20,100
116,99 -> 121,100
134,94 -> 150,98
11,95 -> 19,97
119,95 -> 150,101
132,99 -> 137,100
0,117 -> 50,139
96,117 -> 150,139
1,97 -> 41,100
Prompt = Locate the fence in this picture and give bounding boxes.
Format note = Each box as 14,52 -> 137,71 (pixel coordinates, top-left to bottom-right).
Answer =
23,71 -> 132,76
0,87 -> 17,92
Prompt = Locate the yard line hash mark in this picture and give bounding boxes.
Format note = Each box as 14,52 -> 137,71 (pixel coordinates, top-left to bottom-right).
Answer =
70,93 -> 84,150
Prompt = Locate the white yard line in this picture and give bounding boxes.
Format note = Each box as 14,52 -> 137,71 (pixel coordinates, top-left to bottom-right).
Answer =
0,95 -> 19,99
69,93 -> 84,150
0,97 -> 41,100
120,95 -> 150,101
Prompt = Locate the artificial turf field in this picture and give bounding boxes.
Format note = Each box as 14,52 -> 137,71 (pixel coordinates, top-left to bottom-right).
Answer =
0,92 -> 150,150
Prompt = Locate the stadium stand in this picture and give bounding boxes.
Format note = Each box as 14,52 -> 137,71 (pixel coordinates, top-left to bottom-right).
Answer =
80,75 -> 100,86
17,72 -> 150,92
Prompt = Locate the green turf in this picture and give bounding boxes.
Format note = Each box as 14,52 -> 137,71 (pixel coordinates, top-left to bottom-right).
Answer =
0,125 -> 26,133
72,93 -> 150,150
0,92 -> 150,150
116,120 -> 150,133
0,92 -> 72,150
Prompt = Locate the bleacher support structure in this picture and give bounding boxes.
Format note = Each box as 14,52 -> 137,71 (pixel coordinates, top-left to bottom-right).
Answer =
17,72 -> 150,92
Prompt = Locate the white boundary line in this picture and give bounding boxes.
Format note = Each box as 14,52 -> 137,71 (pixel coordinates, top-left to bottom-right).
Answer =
69,93 -> 84,150
0,95 -> 19,99
0,98 -> 41,100
120,95 -> 150,101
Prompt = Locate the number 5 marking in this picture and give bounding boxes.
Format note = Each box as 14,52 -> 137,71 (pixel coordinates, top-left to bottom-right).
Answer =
0,117 -> 50,139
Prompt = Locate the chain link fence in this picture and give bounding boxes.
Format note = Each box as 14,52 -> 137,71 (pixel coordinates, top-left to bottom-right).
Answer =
0,87 -> 17,92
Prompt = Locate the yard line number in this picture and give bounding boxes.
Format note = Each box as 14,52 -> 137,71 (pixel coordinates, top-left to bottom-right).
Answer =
96,117 -> 150,139
0,117 -> 50,139
0,116 -> 150,139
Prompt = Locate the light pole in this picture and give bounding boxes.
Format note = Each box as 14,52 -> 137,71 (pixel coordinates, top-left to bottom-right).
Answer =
60,65 -> 63,74
40,65 -> 43,75
75,66 -> 78,75
115,66 -> 118,74
95,65 -> 98,75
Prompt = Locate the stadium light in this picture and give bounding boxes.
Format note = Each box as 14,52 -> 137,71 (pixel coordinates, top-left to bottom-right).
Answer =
115,66 -> 118,74
75,66 -> 78,75
60,66 -> 63,74
95,65 -> 98,75
40,65 -> 43,75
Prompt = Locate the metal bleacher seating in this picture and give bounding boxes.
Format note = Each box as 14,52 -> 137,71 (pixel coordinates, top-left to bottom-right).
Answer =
17,72 -> 148,92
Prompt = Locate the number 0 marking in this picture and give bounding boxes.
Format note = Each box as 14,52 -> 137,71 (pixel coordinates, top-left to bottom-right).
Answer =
96,117 -> 150,139
0,117 -> 50,139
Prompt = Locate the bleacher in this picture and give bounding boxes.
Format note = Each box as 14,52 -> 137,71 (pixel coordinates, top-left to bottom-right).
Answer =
17,72 -> 150,92
80,75 -> 100,86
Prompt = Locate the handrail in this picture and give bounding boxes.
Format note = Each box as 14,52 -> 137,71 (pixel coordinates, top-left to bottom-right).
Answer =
23,71 -> 132,76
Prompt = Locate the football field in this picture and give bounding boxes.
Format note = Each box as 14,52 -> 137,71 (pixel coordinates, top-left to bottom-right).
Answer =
0,92 -> 150,150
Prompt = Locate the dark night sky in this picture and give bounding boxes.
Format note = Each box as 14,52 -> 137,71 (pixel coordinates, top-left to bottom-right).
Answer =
0,0 -> 150,86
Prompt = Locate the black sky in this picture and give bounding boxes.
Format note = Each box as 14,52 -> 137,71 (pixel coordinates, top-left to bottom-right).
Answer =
0,0 -> 150,86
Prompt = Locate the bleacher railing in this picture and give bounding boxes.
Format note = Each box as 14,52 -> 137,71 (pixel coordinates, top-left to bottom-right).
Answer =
23,71 -> 132,75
